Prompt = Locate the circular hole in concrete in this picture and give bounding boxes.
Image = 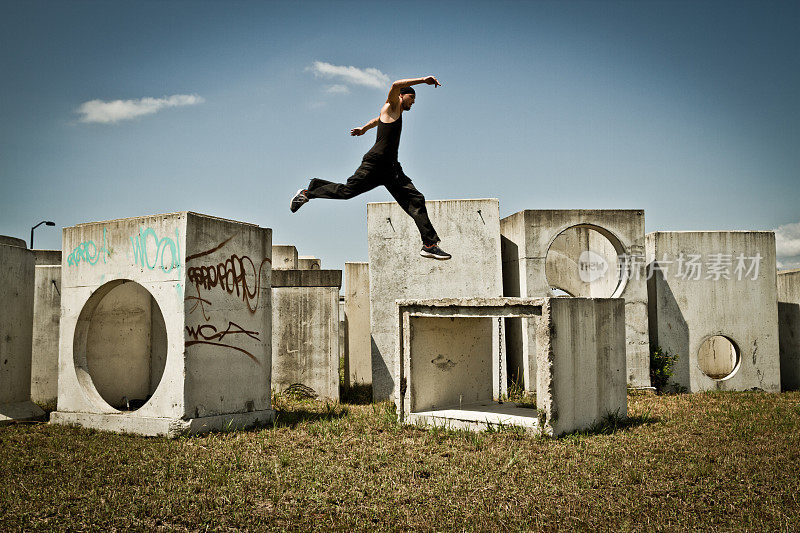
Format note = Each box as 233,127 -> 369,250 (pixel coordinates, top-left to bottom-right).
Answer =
697,335 -> 739,380
545,224 -> 625,298
73,280 -> 167,411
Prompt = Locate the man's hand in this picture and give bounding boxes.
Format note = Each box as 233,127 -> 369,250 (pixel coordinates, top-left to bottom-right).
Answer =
423,76 -> 441,87
350,127 -> 365,136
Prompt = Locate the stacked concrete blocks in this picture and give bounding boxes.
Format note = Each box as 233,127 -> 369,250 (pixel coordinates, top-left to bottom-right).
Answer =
778,269 -> 800,390
51,212 -> 274,437
272,269 -> 341,400
368,199 -> 503,401
395,297 -> 627,437
31,250 -> 62,405
298,256 -> 321,270
344,262 -> 371,389
0,238 -> 46,425
646,231 -> 780,392
500,210 -> 649,390
272,245 -> 299,270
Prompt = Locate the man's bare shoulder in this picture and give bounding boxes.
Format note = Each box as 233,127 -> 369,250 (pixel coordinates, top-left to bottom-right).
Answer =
379,101 -> 401,123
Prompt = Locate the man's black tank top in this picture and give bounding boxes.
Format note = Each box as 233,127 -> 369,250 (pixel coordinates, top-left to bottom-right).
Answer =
363,116 -> 402,164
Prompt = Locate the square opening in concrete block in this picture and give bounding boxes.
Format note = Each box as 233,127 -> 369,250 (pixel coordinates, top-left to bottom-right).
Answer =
396,299 -> 545,434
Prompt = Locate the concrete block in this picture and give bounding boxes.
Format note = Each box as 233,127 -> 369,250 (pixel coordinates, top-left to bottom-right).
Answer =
646,231 -> 780,392
395,297 -> 626,437
344,262 -> 371,388
50,212 -> 274,437
500,209 -> 649,390
272,245 -> 298,270
298,256 -> 321,270
778,269 -> 800,390
272,269 -> 341,400
31,250 -> 61,405
0,240 -> 46,425
368,199 -> 503,401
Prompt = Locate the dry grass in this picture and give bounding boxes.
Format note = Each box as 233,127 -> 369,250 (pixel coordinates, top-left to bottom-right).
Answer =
2,391 -> 800,531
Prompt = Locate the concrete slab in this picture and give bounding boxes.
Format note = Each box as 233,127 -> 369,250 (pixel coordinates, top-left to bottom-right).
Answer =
395,297 -> 627,436
272,245 -> 298,270
51,212 -> 274,436
646,231 -> 780,392
778,269 -> 800,390
298,256 -> 321,270
0,240 -> 46,425
31,250 -> 61,405
500,209 -> 649,390
272,269 -> 341,400
368,199 -> 503,401
344,262 -> 371,388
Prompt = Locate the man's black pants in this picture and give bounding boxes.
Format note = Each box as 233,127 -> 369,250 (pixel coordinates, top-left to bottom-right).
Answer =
305,160 -> 440,246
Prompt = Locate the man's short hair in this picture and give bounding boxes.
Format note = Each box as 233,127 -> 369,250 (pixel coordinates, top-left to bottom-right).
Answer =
399,87 -> 416,96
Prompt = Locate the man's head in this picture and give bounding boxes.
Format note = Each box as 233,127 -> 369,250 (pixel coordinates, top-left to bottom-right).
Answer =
400,86 -> 415,111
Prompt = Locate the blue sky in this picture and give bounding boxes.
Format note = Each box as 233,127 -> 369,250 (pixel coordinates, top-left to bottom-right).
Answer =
2,0 -> 799,270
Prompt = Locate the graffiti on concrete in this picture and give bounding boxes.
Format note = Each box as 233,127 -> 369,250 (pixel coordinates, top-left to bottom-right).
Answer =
186,236 -> 270,315
185,321 -> 261,364
130,226 -> 182,276
67,227 -> 110,267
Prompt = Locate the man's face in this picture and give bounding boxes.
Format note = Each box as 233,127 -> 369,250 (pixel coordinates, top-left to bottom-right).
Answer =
400,93 -> 415,111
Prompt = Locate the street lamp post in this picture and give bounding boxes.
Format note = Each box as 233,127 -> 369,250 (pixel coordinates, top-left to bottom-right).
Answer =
30,221 -> 55,249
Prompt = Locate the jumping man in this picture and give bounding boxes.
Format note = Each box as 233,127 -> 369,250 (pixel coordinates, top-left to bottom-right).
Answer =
290,75 -> 451,260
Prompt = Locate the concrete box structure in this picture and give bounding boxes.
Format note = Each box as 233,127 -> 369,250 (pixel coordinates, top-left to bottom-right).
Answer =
0,240 -> 46,425
272,245 -> 298,270
500,210 -> 649,390
646,231 -> 780,392
272,269 -> 341,400
298,256 -> 321,270
51,212 -> 274,437
368,199 -> 503,401
778,269 -> 800,390
31,250 -> 62,405
395,298 -> 627,437
344,262 -> 371,388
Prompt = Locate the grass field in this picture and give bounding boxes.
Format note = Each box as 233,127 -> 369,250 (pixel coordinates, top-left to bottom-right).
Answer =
2,391 -> 800,531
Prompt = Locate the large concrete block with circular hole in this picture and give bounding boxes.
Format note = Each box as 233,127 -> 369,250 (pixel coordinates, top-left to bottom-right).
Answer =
50,212 -> 274,436
0,238 -> 47,425
645,231 -> 780,392
500,210 -> 649,390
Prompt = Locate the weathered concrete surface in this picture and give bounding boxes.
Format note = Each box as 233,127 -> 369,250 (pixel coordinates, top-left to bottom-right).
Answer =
0,236 -> 26,248
500,209 -> 649,390
778,269 -> 800,390
344,262 -> 371,388
51,212 -> 274,437
395,298 -> 626,437
0,241 -> 46,425
646,231 -> 780,392
298,256 -> 321,270
31,250 -> 62,405
272,245 -> 298,270
272,269 -> 341,400
368,199 -> 503,401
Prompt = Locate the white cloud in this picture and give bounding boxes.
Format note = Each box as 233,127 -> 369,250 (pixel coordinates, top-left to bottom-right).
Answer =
76,94 -> 205,124
775,220 -> 800,270
325,84 -> 350,94
307,61 -> 389,89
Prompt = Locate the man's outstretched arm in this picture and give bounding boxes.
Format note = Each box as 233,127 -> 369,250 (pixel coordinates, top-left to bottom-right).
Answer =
386,76 -> 441,103
351,116 -> 380,136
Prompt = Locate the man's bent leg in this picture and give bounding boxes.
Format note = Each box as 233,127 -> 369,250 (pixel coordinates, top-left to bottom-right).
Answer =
384,174 -> 440,246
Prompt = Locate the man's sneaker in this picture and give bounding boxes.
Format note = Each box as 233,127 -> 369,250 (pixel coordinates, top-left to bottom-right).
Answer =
420,243 -> 452,260
290,189 -> 309,212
